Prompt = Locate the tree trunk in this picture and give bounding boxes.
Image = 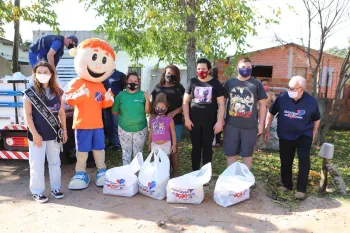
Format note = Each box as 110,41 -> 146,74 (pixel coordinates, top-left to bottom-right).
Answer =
12,0 -> 20,73
186,0 -> 196,82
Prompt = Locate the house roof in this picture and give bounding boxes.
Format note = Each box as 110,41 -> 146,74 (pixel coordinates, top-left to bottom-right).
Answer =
228,43 -> 345,60
0,37 -> 14,46
0,37 -> 30,51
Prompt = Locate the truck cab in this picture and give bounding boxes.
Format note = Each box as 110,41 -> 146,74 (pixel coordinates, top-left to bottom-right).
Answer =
0,64 -> 77,163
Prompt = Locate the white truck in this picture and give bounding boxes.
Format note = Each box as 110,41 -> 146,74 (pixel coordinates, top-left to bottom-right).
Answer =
0,59 -> 77,163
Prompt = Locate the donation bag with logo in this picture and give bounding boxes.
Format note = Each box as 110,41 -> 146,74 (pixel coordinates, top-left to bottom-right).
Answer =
103,153 -> 143,197
166,162 -> 212,204
214,162 -> 255,207
138,148 -> 170,200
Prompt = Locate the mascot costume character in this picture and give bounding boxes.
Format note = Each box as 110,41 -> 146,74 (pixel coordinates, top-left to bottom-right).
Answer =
64,38 -> 115,190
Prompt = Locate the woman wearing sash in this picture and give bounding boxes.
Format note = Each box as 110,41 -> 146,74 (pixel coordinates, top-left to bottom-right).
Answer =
23,61 -> 68,203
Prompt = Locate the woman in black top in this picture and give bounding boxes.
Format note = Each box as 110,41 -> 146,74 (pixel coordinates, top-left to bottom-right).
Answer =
151,64 -> 185,177
183,58 -> 225,171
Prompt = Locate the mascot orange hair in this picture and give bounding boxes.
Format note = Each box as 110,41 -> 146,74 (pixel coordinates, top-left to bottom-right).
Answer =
64,38 -> 115,190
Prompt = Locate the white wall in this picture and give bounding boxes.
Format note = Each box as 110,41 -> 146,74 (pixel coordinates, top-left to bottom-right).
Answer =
0,43 -> 29,63
115,51 -> 187,93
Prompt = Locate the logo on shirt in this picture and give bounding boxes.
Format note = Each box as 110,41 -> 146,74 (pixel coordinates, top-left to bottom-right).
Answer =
228,86 -> 254,118
95,92 -> 102,102
284,110 -> 306,119
48,103 -> 60,113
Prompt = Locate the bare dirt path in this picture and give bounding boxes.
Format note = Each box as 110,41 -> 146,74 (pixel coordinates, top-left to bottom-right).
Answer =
0,160 -> 349,233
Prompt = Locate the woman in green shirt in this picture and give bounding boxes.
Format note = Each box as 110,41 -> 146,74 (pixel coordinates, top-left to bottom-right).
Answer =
112,72 -> 151,165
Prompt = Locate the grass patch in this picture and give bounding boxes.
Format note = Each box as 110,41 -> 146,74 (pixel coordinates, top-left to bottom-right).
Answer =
105,130 -> 350,208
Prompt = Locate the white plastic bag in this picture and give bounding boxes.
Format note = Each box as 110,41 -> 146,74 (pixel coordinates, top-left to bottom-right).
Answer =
214,162 -> 255,207
166,162 -> 212,204
103,153 -> 143,197
138,148 -> 170,200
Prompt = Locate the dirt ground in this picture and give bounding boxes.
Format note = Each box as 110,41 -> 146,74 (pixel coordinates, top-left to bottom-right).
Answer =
0,160 -> 349,233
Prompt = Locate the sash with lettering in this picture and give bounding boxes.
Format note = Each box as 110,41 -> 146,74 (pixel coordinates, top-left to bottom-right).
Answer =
24,87 -> 63,145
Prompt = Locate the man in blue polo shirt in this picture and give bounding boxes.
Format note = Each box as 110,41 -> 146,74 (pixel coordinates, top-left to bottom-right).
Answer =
264,76 -> 320,200
102,69 -> 126,150
28,35 -> 78,71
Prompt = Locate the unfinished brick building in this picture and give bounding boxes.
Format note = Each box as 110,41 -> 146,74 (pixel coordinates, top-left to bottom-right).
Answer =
216,43 -> 349,127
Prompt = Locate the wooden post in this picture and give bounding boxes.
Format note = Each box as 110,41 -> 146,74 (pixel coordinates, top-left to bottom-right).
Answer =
319,158 -> 328,193
319,158 -> 347,195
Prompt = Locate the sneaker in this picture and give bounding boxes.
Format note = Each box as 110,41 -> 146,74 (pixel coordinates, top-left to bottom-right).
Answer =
32,194 -> 48,203
68,172 -> 90,190
278,186 -> 289,192
295,192 -> 306,200
51,189 -> 64,199
95,168 -> 107,187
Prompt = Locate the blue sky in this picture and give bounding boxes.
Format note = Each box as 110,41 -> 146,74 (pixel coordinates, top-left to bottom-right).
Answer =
3,0 -> 350,55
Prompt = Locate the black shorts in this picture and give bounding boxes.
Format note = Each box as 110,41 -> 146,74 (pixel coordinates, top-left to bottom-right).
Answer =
223,125 -> 257,157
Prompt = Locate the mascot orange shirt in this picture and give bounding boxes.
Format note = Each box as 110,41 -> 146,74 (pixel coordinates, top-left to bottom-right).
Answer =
64,38 -> 115,190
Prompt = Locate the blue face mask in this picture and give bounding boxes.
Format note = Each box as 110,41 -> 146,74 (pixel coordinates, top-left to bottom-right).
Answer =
238,68 -> 252,78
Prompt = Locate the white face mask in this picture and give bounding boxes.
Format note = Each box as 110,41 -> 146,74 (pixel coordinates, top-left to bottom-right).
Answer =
36,74 -> 51,84
288,90 -> 298,98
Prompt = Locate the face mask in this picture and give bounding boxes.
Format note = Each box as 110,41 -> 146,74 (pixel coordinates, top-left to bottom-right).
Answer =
263,85 -> 269,92
127,83 -> 138,91
288,90 -> 298,98
238,68 -> 252,78
155,107 -> 166,115
67,43 -> 75,49
36,74 -> 51,84
165,74 -> 176,83
197,71 -> 208,79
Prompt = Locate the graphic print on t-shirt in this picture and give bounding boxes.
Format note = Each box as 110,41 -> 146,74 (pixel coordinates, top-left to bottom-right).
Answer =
152,120 -> 165,135
194,86 -> 212,104
228,86 -> 254,118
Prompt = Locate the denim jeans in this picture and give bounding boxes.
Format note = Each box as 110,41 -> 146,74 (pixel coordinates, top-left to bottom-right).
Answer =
102,107 -> 120,147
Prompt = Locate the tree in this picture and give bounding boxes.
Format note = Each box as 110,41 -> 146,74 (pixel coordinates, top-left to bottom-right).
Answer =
301,0 -> 350,145
326,46 -> 348,57
82,0 -> 278,80
301,0 -> 350,97
12,0 -> 20,72
0,0 -> 62,73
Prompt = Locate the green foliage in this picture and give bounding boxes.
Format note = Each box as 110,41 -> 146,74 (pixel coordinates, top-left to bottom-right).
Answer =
326,46 -> 349,58
105,130 -> 350,209
82,0 -> 278,65
0,0 -> 61,37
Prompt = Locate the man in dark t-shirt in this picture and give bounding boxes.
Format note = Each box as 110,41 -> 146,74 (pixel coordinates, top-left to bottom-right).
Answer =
265,76 -> 320,200
223,57 -> 267,170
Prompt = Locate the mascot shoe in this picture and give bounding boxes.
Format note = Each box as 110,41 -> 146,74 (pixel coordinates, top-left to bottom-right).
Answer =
95,168 -> 107,187
68,171 -> 90,190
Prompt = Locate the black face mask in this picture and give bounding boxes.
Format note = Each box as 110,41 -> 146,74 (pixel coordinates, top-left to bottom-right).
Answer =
127,83 -> 139,91
67,43 -> 75,49
165,74 -> 176,83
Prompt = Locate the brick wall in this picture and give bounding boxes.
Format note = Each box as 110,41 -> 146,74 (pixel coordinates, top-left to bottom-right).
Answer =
327,99 -> 350,129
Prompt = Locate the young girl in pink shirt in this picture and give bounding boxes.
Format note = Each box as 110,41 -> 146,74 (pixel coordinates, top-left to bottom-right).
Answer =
148,94 -> 176,155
